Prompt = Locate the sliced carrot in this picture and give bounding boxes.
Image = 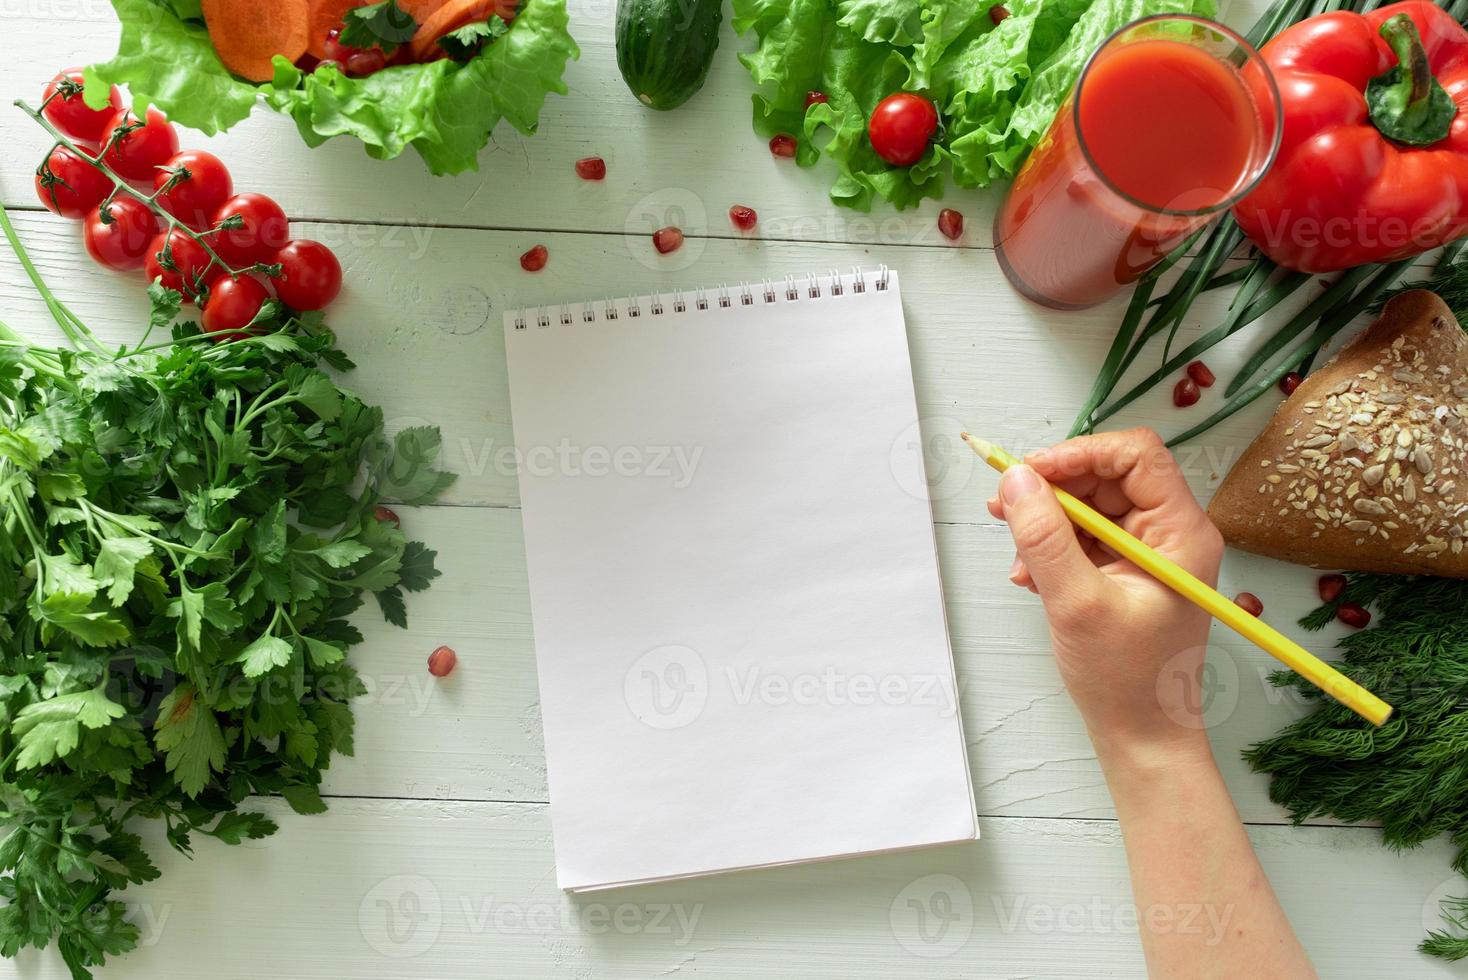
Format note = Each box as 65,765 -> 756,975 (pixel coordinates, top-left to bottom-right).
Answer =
406,0 -> 519,62
202,0 -> 312,82
397,0 -> 450,20
306,0 -> 368,60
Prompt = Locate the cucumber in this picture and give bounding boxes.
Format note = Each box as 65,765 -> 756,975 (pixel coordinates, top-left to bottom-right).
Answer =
615,0 -> 723,111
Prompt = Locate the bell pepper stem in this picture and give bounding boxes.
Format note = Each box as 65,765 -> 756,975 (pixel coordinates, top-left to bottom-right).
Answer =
1385,13 -> 1431,105
1367,13 -> 1457,146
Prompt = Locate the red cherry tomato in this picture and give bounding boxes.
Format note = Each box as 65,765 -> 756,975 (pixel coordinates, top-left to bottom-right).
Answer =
144,229 -> 222,301
272,240 -> 342,310
83,197 -> 159,271
42,68 -> 121,144
153,150 -> 234,231
202,275 -> 272,340
100,107 -> 179,182
868,93 -> 939,167
35,146 -> 111,219
212,193 -> 290,267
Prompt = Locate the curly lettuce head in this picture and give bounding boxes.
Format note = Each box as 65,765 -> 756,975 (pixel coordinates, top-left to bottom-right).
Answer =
734,0 -> 1216,211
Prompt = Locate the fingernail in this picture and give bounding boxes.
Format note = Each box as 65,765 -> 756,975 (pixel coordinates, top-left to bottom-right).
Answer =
1001,464 -> 1042,505
1008,556 -> 1024,579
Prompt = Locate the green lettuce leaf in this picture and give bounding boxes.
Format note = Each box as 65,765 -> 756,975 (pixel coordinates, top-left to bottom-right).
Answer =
734,0 -> 1218,210
86,0 -> 578,175
740,0 -> 833,167
836,0 -> 924,45
84,0 -> 257,134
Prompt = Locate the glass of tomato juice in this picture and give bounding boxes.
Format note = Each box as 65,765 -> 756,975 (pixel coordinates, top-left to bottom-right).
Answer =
994,15 -> 1282,310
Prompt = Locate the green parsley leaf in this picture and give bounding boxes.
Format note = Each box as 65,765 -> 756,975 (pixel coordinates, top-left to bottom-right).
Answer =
280,783 -> 327,815
313,539 -> 374,569
438,15 -> 510,59
167,581 -> 242,650
204,811 -> 278,845
398,540 -> 441,592
236,635 -> 294,678
12,685 -> 127,768
36,592 -> 130,647
154,684 -> 227,797
39,552 -> 98,598
92,536 -> 152,606
302,637 -> 346,667
376,586 -> 408,628
148,280 -> 183,332
370,426 -> 458,504
340,0 -> 419,55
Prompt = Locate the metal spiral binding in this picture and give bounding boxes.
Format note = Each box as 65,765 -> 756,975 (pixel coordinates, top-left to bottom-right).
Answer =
511,265 -> 888,329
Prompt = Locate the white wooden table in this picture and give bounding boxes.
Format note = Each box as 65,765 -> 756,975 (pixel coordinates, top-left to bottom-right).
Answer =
3,2 -> 1466,976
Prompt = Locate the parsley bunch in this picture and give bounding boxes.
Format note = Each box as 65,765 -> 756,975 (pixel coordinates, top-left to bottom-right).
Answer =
0,205 -> 453,978
1246,574 -> 1468,960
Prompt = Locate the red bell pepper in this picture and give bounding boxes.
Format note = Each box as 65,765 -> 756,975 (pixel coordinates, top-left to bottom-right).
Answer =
1233,1 -> 1468,273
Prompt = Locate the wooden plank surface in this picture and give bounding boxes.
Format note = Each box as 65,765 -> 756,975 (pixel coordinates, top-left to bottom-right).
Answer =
3,0 -> 1466,975
0,213 -> 1384,524
10,799 -> 1467,979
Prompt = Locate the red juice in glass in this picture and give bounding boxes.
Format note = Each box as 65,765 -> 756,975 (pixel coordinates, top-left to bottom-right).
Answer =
994,16 -> 1281,310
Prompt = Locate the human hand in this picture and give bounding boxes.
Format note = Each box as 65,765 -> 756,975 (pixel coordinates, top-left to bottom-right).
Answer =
986,428 -> 1225,759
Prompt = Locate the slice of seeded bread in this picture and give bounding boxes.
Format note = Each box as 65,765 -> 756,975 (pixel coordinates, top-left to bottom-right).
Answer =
1208,290 -> 1468,578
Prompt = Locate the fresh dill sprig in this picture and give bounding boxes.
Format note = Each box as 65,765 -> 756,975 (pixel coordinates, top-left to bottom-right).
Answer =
1245,575 -> 1468,960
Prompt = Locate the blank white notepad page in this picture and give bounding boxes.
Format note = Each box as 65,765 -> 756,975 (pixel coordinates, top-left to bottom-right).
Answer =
504,269 -> 977,891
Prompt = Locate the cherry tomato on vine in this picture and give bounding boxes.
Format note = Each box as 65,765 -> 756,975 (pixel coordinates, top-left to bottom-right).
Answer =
34,146 -> 111,219
42,68 -> 121,145
153,150 -> 233,231
202,275 -> 272,341
272,240 -> 342,310
868,93 -> 939,167
83,197 -> 159,271
212,193 -> 290,267
144,229 -> 222,302
100,107 -> 179,182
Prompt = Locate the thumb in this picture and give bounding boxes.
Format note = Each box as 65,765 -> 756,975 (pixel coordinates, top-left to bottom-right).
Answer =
999,465 -> 1104,603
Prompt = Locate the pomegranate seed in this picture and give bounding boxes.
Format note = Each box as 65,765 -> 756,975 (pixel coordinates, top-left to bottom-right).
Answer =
729,205 -> 758,231
575,156 -> 606,180
1336,602 -> 1372,629
1234,592 -> 1264,617
990,4 -> 1010,23
769,134 -> 797,158
427,645 -> 457,677
1318,574 -> 1348,604
1173,377 -> 1201,407
374,505 -> 401,528
520,244 -> 548,272
1186,360 -> 1216,388
937,208 -> 964,241
804,91 -> 829,109
653,226 -> 684,254
1279,371 -> 1303,396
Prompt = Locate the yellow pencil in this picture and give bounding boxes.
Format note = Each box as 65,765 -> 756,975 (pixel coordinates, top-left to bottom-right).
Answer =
961,432 -> 1393,727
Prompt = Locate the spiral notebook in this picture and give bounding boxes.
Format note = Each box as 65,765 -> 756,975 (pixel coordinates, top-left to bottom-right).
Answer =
504,267 -> 977,891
